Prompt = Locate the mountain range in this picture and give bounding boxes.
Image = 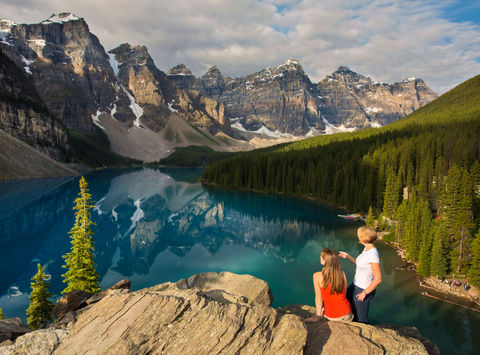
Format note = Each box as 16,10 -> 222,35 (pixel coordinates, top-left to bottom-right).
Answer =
0,12 -> 437,174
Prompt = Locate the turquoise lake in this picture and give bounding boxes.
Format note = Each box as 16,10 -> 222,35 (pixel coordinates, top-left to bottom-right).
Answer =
0,167 -> 478,354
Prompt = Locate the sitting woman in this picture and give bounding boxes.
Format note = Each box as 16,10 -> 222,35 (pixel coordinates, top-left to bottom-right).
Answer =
306,248 -> 353,322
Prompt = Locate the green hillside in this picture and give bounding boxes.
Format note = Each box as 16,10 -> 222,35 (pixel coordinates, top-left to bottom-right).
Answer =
202,74 -> 480,285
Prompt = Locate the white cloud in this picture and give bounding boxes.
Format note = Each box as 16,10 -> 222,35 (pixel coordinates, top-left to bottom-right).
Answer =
0,0 -> 479,93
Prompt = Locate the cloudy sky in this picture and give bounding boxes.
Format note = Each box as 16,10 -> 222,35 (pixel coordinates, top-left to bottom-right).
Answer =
2,0 -> 480,93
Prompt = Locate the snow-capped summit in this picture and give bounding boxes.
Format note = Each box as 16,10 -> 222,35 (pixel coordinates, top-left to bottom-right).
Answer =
0,19 -> 16,30
403,77 -> 417,83
41,12 -> 81,24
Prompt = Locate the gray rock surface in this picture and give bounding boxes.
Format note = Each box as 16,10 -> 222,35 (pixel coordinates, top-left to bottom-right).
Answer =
0,318 -> 30,343
185,271 -> 273,306
168,62 -> 438,136
54,279 -> 305,354
0,51 -> 70,161
0,328 -> 69,355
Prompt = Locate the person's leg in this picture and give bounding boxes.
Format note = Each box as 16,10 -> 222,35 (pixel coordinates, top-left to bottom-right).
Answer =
346,283 -> 357,321
355,288 -> 376,323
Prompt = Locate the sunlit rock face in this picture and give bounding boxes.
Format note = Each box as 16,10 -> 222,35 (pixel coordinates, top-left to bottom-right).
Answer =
168,62 -> 437,136
316,66 -> 438,129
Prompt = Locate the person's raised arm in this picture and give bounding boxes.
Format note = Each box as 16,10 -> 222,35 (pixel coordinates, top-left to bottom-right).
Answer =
356,263 -> 382,302
338,251 -> 356,264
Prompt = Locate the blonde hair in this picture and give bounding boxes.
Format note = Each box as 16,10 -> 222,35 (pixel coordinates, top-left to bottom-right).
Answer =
357,226 -> 378,243
321,248 -> 345,294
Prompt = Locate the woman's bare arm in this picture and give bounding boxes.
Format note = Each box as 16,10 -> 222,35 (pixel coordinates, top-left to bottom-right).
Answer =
338,251 -> 356,264
313,272 -> 324,316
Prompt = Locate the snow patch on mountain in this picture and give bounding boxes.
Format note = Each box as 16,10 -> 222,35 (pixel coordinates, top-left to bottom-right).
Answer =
108,53 -> 120,76
168,101 -> 178,113
121,86 -> 143,127
322,118 -> 357,135
91,110 -> 105,130
365,107 -> 382,114
20,55 -> 34,74
42,13 -> 81,24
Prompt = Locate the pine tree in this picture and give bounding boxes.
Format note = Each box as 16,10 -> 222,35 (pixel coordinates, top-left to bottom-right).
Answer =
430,223 -> 449,278
383,169 -> 400,218
418,227 -> 434,277
365,206 -> 375,228
62,176 -> 101,294
468,230 -> 480,287
26,264 -> 54,330
0,307 -> 4,319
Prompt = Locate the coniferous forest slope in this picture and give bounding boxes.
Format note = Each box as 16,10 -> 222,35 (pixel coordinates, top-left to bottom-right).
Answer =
202,74 -> 480,286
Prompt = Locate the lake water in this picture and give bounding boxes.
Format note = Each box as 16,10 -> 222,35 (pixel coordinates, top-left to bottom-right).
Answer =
0,167 -> 478,354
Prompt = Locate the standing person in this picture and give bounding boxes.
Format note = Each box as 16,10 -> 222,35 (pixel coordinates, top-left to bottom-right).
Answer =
305,248 -> 353,322
339,226 -> 382,324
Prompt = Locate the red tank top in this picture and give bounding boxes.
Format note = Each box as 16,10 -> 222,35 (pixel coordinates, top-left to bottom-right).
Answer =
320,283 -> 351,318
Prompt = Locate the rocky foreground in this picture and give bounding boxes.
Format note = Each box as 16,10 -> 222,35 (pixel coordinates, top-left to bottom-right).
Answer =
0,272 -> 439,354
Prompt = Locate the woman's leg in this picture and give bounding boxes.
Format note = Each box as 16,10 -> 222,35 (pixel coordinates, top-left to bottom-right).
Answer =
346,283 -> 357,321
354,287 -> 376,324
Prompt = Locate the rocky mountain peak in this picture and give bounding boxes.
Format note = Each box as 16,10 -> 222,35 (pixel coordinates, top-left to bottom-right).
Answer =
41,12 -> 82,25
0,19 -> 15,31
328,66 -> 370,85
167,63 -> 193,76
110,43 -> 151,66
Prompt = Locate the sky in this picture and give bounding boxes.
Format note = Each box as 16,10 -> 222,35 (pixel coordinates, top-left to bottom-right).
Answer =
1,0 -> 479,93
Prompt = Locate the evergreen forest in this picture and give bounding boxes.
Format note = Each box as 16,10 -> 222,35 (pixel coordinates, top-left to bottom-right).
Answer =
202,74 -> 480,286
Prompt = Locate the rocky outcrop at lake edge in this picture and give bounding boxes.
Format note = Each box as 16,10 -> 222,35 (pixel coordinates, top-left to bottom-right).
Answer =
0,272 -> 438,354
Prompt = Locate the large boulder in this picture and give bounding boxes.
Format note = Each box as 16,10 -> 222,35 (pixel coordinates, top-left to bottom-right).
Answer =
52,290 -> 93,322
280,304 -> 440,355
0,318 -> 30,343
185,271 -> 273,307
0,328 -> 69,355
54,280 -> 305,354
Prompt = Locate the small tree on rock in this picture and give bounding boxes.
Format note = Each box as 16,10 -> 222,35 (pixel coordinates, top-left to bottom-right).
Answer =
0,307 -> 4,319
26,264 -> 54,329
62,176 -> 100,294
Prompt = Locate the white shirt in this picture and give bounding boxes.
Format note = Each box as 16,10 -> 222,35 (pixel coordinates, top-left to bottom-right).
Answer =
353,247 -> 380,289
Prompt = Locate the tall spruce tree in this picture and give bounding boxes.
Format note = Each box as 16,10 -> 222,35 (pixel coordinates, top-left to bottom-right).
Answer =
365,206 -> 375,228
62,176 -> 100,294
430,223 -> 449,278
468,230 -> 480,287
26,264 -> 54,329
418,227 -> 434,277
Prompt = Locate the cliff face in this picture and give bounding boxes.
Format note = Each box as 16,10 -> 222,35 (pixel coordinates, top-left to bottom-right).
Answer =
169,59 -> 323,135
316,66 -> 438,128
0,50 -> 69,160
109,43 -> 172,132
168,62 -> 437,136
110,43 -> 230,136
0,13 -> 133,134
0,272 -> 437,355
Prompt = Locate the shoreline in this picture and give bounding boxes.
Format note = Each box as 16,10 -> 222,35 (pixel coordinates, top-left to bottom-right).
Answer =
379,235 -> 480,312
